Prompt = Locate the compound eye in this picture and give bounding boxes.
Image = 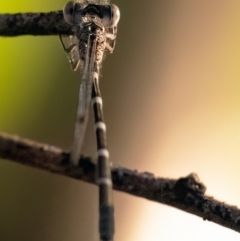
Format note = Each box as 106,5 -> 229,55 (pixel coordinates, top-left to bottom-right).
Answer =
100,4 -> 120,28
109,4 -> 120,27
63,1 -> 76,25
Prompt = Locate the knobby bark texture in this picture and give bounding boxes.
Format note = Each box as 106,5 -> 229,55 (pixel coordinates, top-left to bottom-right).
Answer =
0,132 -> 240,233
0,12 -> 72,36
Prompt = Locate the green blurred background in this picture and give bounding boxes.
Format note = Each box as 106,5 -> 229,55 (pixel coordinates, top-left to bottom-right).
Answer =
1,0 -> 240,240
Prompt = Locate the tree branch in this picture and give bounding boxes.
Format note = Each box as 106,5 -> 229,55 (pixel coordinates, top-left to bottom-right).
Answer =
0,132 -> 240,233
0,12 -> 72,36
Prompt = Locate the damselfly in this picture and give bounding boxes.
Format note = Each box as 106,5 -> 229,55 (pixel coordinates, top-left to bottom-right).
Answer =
59,1 -> 120,240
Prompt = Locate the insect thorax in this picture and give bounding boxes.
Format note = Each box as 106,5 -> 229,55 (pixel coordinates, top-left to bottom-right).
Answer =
76,17 -> 106,65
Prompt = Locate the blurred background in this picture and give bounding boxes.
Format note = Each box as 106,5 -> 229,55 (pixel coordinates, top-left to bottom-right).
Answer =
1,0 -> 240,240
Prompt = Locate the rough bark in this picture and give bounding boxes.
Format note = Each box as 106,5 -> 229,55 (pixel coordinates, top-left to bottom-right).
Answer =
0,12 -> 72,36
0,132 -> 240,233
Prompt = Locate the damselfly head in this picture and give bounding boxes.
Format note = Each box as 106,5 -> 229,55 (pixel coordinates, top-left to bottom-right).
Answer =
82,3 -> 120,28
63,1 -> 120,28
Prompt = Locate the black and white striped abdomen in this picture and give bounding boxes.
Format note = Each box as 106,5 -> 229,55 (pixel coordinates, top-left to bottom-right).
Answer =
91,71 -> 114,241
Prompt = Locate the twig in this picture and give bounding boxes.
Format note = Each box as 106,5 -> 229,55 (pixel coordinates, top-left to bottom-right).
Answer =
0,132 -> 240,233
0,12 -> 72,36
